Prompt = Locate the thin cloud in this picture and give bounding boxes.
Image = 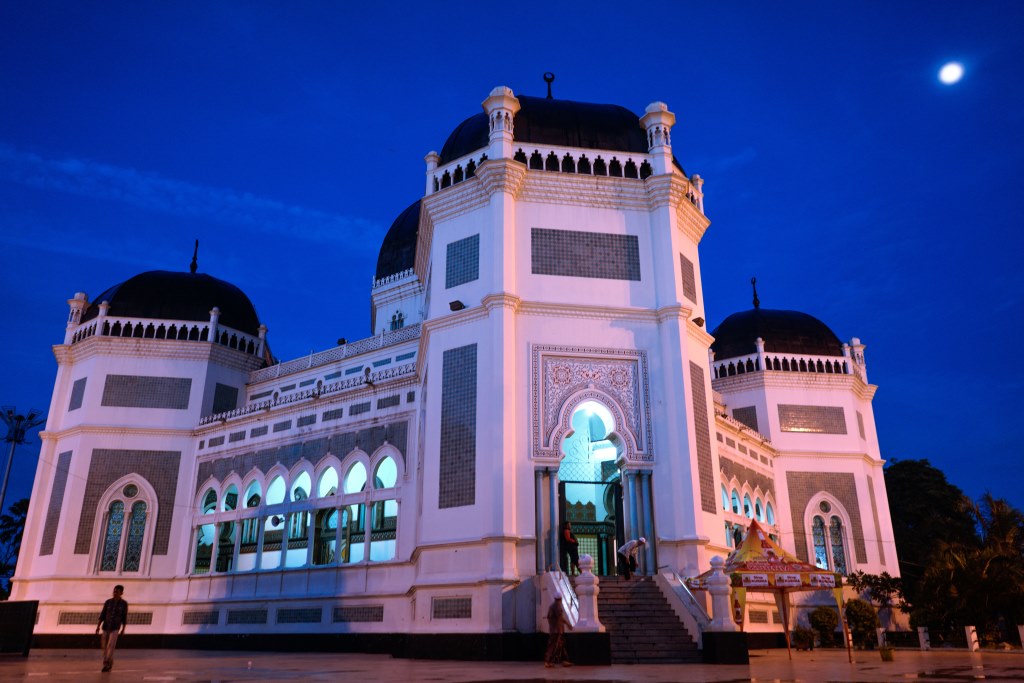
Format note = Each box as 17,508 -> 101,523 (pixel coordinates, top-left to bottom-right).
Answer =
0,144 -> 378,246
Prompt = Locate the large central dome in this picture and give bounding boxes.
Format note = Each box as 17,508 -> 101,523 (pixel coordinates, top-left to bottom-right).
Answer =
439,95 -> 654,165
80,271 -> 262,336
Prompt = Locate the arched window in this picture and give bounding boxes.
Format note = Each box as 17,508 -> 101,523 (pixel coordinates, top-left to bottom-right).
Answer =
808,498 -> 851,574
766,502 -> 776,525
721,485 -> 729,512
743,494 -> 753,518
318,467 -> 338,498
731,489 -> 741,514
344,462 -> 368,494
755,498 -> 764,522
97,479 -> 155,575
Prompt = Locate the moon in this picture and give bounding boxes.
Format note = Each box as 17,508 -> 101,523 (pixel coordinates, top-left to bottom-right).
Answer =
939,62 -> 964,84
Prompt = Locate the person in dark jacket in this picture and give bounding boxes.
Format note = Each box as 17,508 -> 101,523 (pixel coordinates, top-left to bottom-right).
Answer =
96,585 -> 128,672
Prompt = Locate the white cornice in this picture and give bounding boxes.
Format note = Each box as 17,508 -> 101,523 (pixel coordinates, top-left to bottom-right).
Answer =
518,171 -> 651,211
712,369 -> 877,400
53,337 -> 263,372
422,177 -> 490,223
40,425 -> 197,440
474,159 -> 528,198
518,300 -> 660,323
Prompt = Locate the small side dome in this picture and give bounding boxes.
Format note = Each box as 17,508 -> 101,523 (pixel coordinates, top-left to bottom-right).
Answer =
375,199 -> 420,282
711,308 -> 844,361
80,271 -> 262,336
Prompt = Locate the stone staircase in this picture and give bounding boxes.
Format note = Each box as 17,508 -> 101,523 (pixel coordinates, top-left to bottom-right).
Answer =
588,575 -> 701,664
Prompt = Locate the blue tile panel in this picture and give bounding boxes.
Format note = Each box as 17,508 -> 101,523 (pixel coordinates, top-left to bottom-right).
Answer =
377,395 -> 400,409
250,425 -> 269,438
40,451 -> 73,555
251,390 -> 273,400
372,358 -> 392,367
297,414 -> 317,427
227,609 -> 267,625
439,344 -> 477,509
74,449 -> 181,555
68,378 -> 87,411
531,228 -> 641,281
228,431 -> 245,443
322,408 -> 345,421
182,610 -> 219,625
195,421 -> 408,492
280,384 -> 296,392
324,371 -> 342,380
732,406 -> 758,432
272,420 -> 292,433
333,605 -> 384,622
212,383 -> 239,415
857,411 -> 866,439
277,607 -> 322,624
689,361 -> 718,513
350,402 -> 371,416
679,254 -> 697,302
432,597 -> 472,619
778,404 -> 847,434
396,352 -> 416,362
406,391 -> 416,403
345,366 -> 364,376
445,234 -> 480,289
299,379 -> 316,387
208,436 -> 225,447
100,375 -> 191,409
59,611 -> 153,625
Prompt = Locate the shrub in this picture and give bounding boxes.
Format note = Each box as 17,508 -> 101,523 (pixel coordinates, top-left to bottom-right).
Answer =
792,626 -> 815,650
845,598 -> 880,649
809,606 -> 839,647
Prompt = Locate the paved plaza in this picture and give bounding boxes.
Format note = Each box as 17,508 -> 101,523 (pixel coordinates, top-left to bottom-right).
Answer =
1,648 -> 1023,682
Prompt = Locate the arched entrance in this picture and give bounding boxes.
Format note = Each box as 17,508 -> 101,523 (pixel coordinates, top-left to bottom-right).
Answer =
557,400 -> 625,576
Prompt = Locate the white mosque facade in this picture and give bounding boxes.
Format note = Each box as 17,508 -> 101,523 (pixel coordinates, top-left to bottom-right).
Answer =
11,85 -> 900,651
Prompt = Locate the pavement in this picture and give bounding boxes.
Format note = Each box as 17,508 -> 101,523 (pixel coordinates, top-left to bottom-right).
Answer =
1,647 -> 1023,682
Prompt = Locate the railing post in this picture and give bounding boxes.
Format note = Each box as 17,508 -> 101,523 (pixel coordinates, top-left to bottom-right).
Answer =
706,556 -> 737,632
574,554 -> 604,632
965,625 -> 980,651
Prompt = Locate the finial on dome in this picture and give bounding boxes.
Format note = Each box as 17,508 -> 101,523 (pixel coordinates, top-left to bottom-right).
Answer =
544,72 -> 555,99
190,239 -> 199,274
751,277 -> 760,309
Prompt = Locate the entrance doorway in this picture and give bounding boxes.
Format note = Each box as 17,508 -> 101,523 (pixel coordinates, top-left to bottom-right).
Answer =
557,400 -> 625,576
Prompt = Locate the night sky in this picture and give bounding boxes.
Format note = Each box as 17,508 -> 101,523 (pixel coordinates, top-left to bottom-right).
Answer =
1,3 -> 1021,514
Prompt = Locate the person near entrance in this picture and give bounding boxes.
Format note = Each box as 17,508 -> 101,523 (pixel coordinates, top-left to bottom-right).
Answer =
561,521 -> 581,576
617,537 -> 646,580
96,584 -> 128,672
544,591 -> 574,667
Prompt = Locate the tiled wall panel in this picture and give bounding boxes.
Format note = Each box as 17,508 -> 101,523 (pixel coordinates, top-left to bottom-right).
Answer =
101,375 -> 191,410
679,254 -> 697,302
531,228 -> 641,281
445,234 -> 480,288
74,449 -> 181,555
439,344 -> 477,509
68,378 -> 87,411
690,362 -> 718,513
39,451 -> 73,555
778,404 -> 847,434
732,406 -> 758,432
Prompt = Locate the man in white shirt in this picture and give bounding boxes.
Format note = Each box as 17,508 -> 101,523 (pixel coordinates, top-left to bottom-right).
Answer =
617,537 -> 646,580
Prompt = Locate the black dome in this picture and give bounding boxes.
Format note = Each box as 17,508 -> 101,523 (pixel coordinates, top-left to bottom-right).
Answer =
80,271 -> 262,336
710,308 -> 844,360
375,199 -> 420,281
440,95 -> 682,171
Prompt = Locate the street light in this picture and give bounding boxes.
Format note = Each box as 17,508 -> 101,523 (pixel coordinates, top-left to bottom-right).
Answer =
1,407 -> 46,515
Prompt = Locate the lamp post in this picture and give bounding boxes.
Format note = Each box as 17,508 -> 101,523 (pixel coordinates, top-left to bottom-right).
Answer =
1,407 -> 46,515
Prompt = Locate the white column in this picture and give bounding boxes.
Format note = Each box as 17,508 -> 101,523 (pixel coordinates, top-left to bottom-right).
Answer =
535,470 -> 545,574
548,469 -> 558,572
424,151 -> 439,195
918,626 -> 931,650
481,86 -> 521,160
639,102 -> 676,176
965,625 -> 980,651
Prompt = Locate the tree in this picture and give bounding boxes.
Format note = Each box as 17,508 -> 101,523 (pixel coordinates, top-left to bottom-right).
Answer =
846,571 -> 907,627
912,493 -> 1024,644
0,498 -> 29,599
809,606 -> 839,647
844,598 -> 880,649
884,459 -> 976,608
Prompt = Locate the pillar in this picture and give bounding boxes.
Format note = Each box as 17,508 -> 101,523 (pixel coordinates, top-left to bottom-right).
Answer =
574,555 -> 605,632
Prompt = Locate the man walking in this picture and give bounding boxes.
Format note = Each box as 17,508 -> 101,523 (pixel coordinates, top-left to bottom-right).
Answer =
617,537 -> 646,580
96,585 -> 128,672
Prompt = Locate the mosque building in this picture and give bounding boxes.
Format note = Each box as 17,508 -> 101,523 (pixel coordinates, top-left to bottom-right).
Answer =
11,84 -> 900,657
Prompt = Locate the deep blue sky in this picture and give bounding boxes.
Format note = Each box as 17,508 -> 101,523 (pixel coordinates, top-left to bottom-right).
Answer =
2,2 -> 1022,514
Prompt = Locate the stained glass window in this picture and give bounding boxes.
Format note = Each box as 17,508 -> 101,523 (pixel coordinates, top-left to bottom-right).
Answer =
829,516 -> 847,574
100,501 -> 125,571
812,515 -> 829,569
121,501 -> 147,572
